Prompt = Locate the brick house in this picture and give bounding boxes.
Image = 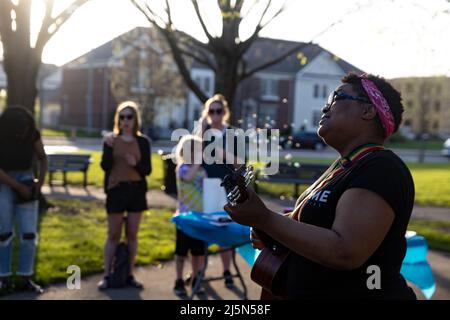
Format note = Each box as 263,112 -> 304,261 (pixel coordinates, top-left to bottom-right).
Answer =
59,27 -> 187,138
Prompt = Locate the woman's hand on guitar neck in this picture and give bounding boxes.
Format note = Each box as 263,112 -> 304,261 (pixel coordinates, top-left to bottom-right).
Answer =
250,228 -> 265,250
223,187 -> 272,229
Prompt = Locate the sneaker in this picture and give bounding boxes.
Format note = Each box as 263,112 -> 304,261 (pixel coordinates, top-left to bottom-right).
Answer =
20,280 -> 44,294
173,279 -> 187,296
0,278 -> 15,295
127,275 -> 144,289
97,276 -> 110,291
223,270 -> 234,288
191,275 -> 205,295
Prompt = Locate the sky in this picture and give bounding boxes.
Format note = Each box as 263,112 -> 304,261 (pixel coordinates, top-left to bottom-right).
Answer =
3,0 -> 450,79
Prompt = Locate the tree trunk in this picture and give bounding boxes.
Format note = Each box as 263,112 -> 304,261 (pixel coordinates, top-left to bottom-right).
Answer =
215,55 -> 239,125
4,48 -> 40,116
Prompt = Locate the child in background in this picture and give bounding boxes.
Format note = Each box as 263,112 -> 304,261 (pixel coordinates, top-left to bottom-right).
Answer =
173,135 -> 207,296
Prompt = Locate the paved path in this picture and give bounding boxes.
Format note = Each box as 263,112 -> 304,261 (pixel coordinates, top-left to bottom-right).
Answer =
2,249 -> 449,300
42,137 -> 450,163
1,254 -> 261,300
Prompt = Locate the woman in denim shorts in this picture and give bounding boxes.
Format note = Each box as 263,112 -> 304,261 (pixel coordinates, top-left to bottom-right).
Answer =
0,106 -> 48,295
98,101 -> 152,290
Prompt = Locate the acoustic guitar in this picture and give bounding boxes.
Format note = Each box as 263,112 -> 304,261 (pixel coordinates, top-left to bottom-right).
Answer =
221,165 -> 291,299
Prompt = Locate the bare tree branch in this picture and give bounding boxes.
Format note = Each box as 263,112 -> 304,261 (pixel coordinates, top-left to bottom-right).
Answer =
0,1 -> 15,48
191,0 -> 215,42
165,0 -> 173,27
241,1 -> 375,80
241,0 -> 262,17
259,2 -> 285,30
143,1 -> 168,27
131,0 -> 167,28
35,0 -> 90,54
176,29 -> 210,51
240,42 -> 311,81
238,0 -> 285,56
177,47 -> 217,71
163,30 -> 208,103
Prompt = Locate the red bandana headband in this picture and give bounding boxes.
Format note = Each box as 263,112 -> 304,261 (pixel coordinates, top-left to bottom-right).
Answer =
359,73 -> 395,139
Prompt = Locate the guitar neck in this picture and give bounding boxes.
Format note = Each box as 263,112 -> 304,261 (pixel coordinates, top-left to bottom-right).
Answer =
253,228 -> 288,254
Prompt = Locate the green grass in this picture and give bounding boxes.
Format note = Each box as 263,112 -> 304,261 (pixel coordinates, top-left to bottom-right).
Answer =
408,220 -> 450,252
253,157 -> 450,207
408,163 -> 450,207
25,200 -> 175,285
42,127 -> 103,138
386,139 -> 445,151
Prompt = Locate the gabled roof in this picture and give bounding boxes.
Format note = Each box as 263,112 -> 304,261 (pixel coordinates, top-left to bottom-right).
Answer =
193,37 -> 364,75
65,27 -> 151,68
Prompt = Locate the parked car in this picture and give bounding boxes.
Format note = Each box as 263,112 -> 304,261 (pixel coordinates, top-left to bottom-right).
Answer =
280,132 -> 327,150
442,138 -> 450,158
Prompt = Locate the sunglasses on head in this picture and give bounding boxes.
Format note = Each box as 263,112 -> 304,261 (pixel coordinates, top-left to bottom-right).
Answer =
119,114 -> 134,120
208,108 -> 223,115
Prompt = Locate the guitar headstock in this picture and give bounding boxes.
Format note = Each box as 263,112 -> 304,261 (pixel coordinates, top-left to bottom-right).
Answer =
221,165 -> 254,206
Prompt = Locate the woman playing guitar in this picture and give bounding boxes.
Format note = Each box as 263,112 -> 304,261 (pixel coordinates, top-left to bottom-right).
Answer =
224,73 -> 417,300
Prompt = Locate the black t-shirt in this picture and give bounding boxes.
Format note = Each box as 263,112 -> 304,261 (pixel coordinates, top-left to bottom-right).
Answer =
0,129 -> 41,171
284,149 -> 416,299
202,124 -> 237,179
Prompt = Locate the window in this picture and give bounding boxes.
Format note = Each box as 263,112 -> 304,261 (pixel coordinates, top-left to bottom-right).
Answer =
131,65 -> 140,88
204,77 -> 210,92
322,85 -> 328,98
193,105 -> 200,120
312,110 -> 322,126
434,101 -> 441,112
313,84 -> 319,98
406,100 -> 413,109
138,67 -> 149,89
257,104 -> 278,127
261,78 -> 278,98
406,83 -> 413,93
433,120 -> 439,130
436,84 -> 442,95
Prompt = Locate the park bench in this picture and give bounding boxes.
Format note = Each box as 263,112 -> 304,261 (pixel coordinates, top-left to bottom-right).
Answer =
47,153 -> 92,187
254,162 -> 329,197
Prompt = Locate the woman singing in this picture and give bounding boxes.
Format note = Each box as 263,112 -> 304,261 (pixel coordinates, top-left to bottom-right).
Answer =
225,73 -> 417,300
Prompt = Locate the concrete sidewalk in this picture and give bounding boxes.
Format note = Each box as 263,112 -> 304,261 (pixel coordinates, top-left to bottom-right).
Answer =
2,249 -> 449,300
1,254 -> 261,300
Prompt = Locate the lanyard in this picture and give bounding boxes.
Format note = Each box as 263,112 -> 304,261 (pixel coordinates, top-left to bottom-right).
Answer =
290,143 -> 385,221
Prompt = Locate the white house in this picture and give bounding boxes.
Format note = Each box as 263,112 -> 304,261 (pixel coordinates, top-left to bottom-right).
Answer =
187,38 -> 363,133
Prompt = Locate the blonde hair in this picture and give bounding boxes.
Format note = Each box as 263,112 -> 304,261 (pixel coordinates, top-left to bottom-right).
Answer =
175,134 -> 203,165
113,101 -> 142,136
201,94 -> 230,124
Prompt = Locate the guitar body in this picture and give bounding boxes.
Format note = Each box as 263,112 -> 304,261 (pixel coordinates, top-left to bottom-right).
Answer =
221,166 -> 290,299
251,247 -> 290,299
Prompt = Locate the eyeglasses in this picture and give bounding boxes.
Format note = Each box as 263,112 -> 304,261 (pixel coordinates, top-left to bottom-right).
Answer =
208,108 -> 223,115
119,114 -> 134,121
325,91 -> 370,109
